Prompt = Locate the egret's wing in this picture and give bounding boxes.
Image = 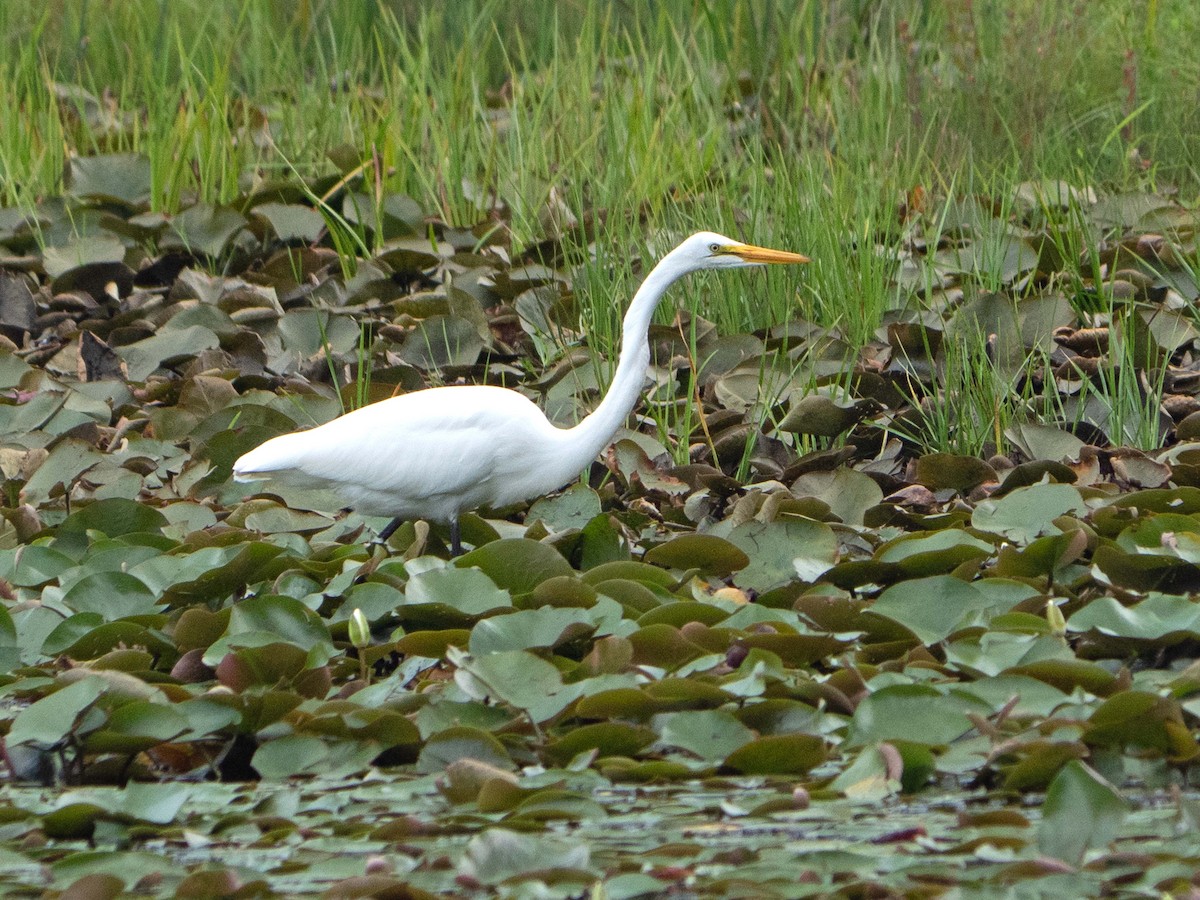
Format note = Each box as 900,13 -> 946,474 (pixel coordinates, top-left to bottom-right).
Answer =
235,387 -> 548,515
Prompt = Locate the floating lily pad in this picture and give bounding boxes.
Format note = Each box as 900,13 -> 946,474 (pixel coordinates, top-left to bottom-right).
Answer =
644,533 -> 749,576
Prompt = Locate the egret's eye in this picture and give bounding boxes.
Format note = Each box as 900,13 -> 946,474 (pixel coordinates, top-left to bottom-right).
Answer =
708,243 -> 722,254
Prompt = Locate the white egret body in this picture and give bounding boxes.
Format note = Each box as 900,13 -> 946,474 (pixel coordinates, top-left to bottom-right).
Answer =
233,232 -> 808,553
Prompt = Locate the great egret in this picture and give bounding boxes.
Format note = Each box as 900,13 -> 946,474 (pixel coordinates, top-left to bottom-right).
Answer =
233,231 -> 808,554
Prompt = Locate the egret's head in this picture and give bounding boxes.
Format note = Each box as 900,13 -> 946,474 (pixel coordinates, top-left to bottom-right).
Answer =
680,231 -> 810,270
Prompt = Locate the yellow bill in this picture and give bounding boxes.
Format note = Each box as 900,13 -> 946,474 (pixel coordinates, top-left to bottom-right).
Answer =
728,242 -> 811,264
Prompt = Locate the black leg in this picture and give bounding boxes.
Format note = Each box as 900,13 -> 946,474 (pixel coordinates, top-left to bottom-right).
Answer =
377,517 -> 403,543
449,516 -> 462,557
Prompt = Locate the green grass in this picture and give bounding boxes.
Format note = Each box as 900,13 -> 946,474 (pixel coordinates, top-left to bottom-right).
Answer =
5,2 -> 1197,226
2,0 -> 1199,447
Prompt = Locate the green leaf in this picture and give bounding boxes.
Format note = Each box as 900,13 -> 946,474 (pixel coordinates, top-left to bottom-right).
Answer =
116,783 -> 191,824
1005,422 -> 1086,462
204,595 -> 334,668
776,391 -> 865,437
49,849 -> 184,882
526,484 -> 602,532
8,545 -> 75,586
1067,592 -> 1200,640
543,723 -> 656,766
875,529 -> 995,575
45,784 -> 192,830
468,607 -> 596,655
84,702 -> 189,753
252,202 -> 327,243
791,467 -> 884,527
644,534 -> 749,576
972,483 -> 1087,544
867,575 -> 1014,644
914,453 -> 997,492
722,733 -> 826,775
449,648 -> 579,723
163,541 -> 285,606
42,235 -> 126,279
455,539 -> 573,594
169,203 -> 248,257
61,572 -> 161,619
1037,761 -> 1128,863
173,698 -> 241,740
66,153 -> 152,205
1085,691 -> 1182,752
508,788 -> 607,823
7,677 -> 107,748
117,325 -> 221,382
243,505 -> 333,534
0,606 -> 17,672
276,308 -> 359,356
336,581 -> 404,624
652,709 -> 754,762
252,734 -> 332,778
59,498 -> 169,537
458,829 -> 593,885
404,566 -> 513,618
417,725 -> 512,774
397,315 -> 485,368
829,745 -> 899,801
848,684 -> 987,747
724,519 -> 838,591
953,674 -> 1069,719
43,615 -> 164,661
995,528 -> 1089,578
19,438 -> 104,506
1000,740 -> 1086,791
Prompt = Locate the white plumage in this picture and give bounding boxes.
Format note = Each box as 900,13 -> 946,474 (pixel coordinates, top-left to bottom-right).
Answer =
233,231 -> 808,553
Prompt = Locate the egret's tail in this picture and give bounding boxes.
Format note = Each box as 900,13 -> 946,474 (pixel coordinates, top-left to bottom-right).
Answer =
232,435 -> 300,483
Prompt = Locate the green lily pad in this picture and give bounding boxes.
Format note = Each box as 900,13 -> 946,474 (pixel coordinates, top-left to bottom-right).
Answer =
914,453 -> 998,492
644,534 -> 749,576
722,733 -> 826,775
62,572 -> 161,619
404,566 -> 513,618
417,725 -> 513,773
527,484 -> 602,532
65,153 -> 153,206
723,519 -> 838,591
169,203 -> 248,257
848,684 -> 988,747
1068,592 -> 1200,641
7,677 -> 107,748
652,709 -> 754,763
543,723 -> 656,766
972,483 -> 1087,544
58,499 -> 168,537
1037,761 -> 1128,864
456,539 -> 573,595
866,574 -> 1026,644
468,606 -> 596,654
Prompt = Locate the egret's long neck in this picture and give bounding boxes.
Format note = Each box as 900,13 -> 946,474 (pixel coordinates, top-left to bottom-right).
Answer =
560,256 -> 688,468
